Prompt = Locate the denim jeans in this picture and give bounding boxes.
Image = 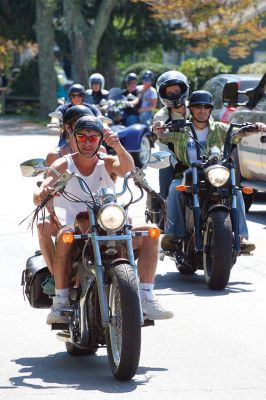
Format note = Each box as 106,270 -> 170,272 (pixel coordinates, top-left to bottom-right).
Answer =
159,165 -> 175,199
139,111 -> 152,125
124,113 -> 139,127
165,178 -> 249,240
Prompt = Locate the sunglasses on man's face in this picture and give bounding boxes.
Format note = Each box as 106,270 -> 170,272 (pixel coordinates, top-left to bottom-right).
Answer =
75,133 -> 101,143
71,93 -> 83,98
193,104 -> 212,110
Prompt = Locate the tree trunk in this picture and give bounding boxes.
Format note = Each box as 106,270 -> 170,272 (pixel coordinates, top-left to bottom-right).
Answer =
63,0 -> 118,85
63,0 -> 89,87
36,0 -> 57,117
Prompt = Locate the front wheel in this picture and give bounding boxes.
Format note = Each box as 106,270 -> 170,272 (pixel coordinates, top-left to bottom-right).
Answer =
203,210 -> 233,290
132,135 -> 151,167
106,264 -> 141,380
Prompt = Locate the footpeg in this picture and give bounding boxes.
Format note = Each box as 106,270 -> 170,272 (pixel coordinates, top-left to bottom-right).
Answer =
143,319 -> 155,327
51,323 -> 69,330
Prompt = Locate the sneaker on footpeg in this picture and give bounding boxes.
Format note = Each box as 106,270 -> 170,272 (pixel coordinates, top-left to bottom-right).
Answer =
240,239 -> 256,254
46,297 -> 70,325
142,298 -> 174,320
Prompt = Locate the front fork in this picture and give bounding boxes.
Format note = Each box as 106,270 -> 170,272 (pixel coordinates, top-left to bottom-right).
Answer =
191,164 -> 202,251
230,166 -> 240,252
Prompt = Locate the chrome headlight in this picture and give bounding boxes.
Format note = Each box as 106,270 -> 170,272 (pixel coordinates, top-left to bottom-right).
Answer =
206,165 -> 230,187
97,204 -> 126,231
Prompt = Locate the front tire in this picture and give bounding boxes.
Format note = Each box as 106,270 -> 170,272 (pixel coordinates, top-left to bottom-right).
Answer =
106,264 -> 141,380
203,210 -> 232,290
132,135 -> 151,167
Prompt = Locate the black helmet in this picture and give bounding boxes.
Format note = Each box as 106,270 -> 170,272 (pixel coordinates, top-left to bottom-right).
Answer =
125,72 -> 137,83
188,90 -> 214,108
156,70 -> 189,108
73,115 -> 104,138
142,70 -> 154,82
89,73 -> 105,89
68,83 -> 85,96
63,105 -> 94,125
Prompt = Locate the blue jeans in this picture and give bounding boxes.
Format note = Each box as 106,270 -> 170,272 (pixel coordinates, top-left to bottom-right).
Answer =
159,165 -> 175,199
139,111 -> 152,125
165,178 -> 249,239
124,113 -> 139,127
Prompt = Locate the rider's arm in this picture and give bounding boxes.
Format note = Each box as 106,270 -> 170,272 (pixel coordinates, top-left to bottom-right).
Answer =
103,129 -> 134,177
33,158 -> 67,206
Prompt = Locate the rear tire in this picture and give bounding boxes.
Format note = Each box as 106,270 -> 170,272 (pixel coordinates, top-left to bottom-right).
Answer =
203,210 -> 232,290
65,342 -> 97,356
106,264 -> 141,380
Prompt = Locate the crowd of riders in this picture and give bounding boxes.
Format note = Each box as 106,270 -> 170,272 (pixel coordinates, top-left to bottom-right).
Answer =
34,67 -> 266,324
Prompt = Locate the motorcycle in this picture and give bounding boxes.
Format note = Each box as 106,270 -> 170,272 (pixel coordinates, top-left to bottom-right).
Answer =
146,119 -> 257,290
20,152 -> 168,380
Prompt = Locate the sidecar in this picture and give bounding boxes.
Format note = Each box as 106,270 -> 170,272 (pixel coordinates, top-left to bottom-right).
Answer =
108,123 -> 156,167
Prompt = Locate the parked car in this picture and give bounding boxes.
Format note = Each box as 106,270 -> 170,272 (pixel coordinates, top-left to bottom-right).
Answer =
222,73 -> 266,211
202,74 -> 262,123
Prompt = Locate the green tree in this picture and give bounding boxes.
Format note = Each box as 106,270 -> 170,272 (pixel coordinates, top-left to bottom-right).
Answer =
134,0 -> 266,59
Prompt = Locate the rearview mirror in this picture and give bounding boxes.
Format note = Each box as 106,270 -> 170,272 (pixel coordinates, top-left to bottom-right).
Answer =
148,151 -> 171,169
20,158 -> 47,177
223,82 -> 239,107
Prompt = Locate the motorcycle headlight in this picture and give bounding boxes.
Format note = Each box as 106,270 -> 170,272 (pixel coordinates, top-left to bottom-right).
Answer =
206,165 -> 230,187
97,204 -> 126,231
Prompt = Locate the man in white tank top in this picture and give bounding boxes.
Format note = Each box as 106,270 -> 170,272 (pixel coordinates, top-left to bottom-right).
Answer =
34,115 -> 173,324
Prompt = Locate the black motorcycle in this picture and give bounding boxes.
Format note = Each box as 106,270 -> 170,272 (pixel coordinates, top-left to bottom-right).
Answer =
146,119 -> 257,290
20,152 -> 167,380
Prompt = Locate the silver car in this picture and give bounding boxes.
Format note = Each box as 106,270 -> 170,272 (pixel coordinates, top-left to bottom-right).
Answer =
223,73 -> 266,211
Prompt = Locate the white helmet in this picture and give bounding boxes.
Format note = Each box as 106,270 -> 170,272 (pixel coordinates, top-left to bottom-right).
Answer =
89,73 -> 105,90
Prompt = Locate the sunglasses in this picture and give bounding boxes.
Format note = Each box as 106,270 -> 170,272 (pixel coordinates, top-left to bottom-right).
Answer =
71,93 -> 83,98
75,133 -> 101,143
193,104 -> 212,110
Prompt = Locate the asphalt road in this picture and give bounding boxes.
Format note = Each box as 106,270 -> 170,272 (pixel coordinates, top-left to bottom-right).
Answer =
0,116 -> 266,400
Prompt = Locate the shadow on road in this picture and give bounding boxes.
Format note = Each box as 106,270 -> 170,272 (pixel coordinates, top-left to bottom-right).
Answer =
155,270 -> 254,297
9,353 -> 167,391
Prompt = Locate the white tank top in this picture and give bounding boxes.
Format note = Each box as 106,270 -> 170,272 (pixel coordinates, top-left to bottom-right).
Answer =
54,153 -> 115,225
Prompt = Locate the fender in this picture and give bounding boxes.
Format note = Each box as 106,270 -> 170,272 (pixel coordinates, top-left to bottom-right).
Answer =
117,124 -> 150,152
205,203 -> 230,217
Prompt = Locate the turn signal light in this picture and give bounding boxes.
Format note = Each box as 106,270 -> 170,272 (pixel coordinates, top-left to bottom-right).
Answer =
148,227 -> 161,239
242,187 -> 253,195
62,232 -> 74,244
176,185 -> 188,192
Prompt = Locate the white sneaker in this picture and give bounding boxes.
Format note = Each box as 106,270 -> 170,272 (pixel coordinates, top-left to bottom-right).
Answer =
141,298 -> 174,320
46,298 -> 70,325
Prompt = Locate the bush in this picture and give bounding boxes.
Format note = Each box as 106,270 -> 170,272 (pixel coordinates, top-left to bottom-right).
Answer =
237,62 -> 266,74
179,57 -> 232,92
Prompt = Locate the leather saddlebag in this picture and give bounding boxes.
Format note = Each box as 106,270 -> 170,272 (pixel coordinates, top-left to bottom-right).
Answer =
21,251 -> 52,308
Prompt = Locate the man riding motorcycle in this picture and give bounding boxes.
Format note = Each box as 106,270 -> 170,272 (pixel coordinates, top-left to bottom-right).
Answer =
85,73 -> 109,105
122,72 -> 140,126
153,70 -> 189,199
34,115 -> 173,324
155,90 -> 266,271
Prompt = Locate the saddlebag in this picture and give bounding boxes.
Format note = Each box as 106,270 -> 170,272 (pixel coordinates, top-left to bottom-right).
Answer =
21,250 -> 52,309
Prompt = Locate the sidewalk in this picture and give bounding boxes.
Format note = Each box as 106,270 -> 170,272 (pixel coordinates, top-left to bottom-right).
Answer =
0,115 -> 57,136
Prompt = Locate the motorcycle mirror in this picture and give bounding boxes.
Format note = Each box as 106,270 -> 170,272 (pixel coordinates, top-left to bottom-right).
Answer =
148,151 -> 171,169
48,111 -> 62,119
20,158 -> 47,177
223,81 -> 257,109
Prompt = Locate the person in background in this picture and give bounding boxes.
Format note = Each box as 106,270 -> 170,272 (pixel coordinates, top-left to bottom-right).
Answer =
122,72 -> 140,126
137,70 -> 158,125
85,73 -> 109,105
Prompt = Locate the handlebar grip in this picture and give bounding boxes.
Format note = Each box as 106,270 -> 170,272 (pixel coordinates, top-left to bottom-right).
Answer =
40,193 -> 54,208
